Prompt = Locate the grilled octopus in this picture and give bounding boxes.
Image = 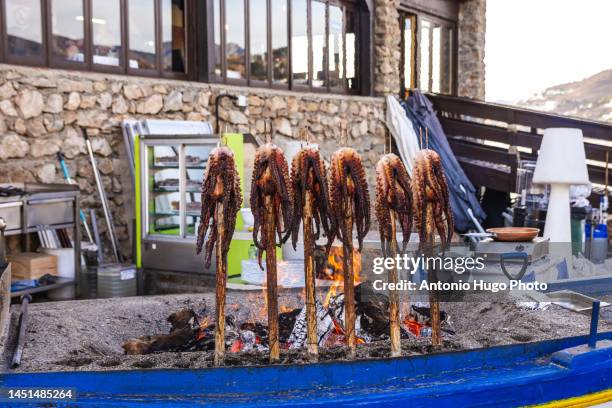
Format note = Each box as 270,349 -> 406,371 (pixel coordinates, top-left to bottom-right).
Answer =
196,147 -> 242,268
290,147 -> 334,250
375,153 -> 413,255
411,149 -> 454,252
329,147 -> 371,251
250,143 -> 293,268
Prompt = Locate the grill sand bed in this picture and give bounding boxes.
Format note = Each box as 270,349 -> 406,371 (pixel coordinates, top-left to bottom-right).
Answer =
1,290 -> 610,373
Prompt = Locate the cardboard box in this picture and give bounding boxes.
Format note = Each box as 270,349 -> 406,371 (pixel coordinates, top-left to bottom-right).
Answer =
8,252 -> 57,281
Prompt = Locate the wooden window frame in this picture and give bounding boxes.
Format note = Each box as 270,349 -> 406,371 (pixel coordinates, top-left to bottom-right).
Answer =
1,0 -> 47,66
210,0 -> 362,94
399,6 -> 457,97
47,0 -> 90,71
269,0 -> 289,90
0,0 -> 190,79
399,12 -> 416,99
223,0 -> 248,86
89,0 -> 125,74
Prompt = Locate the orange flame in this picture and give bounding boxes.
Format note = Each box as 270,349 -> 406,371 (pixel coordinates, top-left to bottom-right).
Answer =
322,246 -> 362,308
195,316 -> 212,341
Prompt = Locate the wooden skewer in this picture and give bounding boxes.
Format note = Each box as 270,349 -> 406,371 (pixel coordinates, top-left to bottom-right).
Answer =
419,128 -> 423,149
426,205 -> 442,347
303,188 -> 318,361
264,194 -> 280,363
388,209 -> 401,357
430,292 -> 442,346
343,182 -> 357,359
214,202 -> 226,366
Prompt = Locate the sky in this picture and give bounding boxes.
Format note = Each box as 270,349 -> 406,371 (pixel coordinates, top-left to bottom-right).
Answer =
485,0 -> 612,103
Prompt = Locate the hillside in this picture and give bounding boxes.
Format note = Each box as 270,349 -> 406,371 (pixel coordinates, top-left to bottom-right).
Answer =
519,69 -> 612,123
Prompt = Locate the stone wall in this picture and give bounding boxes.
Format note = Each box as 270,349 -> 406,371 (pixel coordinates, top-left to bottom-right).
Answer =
458,0 -> 487,100
0,65 -> 387,259
373,0 -> 401,96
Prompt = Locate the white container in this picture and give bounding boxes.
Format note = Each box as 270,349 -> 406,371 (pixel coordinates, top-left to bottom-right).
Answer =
242,259 -> 305,287
40,248 -> 75,300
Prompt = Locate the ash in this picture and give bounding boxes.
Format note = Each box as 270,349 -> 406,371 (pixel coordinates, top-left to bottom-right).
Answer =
1,290 -> 610,373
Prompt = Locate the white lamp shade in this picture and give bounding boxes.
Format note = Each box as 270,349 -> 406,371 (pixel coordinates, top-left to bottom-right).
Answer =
532,128 -> 589,185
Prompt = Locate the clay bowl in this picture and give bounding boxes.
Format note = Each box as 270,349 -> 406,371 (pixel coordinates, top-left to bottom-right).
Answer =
486,227 -> 540,242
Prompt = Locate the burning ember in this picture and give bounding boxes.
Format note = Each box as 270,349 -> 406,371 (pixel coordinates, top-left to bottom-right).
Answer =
122,284 -> 454,357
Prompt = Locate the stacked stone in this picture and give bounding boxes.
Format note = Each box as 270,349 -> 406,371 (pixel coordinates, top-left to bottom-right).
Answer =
0,65 -> 387,258
458,0 -> 486,100
374,0 -> 401,96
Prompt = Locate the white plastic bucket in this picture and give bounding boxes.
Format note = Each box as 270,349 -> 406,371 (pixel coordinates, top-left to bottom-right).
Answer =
40,248 -> 75,300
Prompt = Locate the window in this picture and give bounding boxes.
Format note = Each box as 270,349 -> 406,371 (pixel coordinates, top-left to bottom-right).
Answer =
0,0 -> 188,76
161,0 -> 186,72
311,0 -> 326,88
271,0 -> 288,84
328,5 -> 343,89
291,0 -> 308,86
4,0 -> 43,63
0,0 -> 365,92
345,8 -> 358,91
225,0 -> 245,80
400,13 -> 455,96
128,0 -> 157,71
50,0 -> 85,65
399,14 -> 415,97
213,0 -> 360,93
249,0 -> 267,82
92,0 -> 123,67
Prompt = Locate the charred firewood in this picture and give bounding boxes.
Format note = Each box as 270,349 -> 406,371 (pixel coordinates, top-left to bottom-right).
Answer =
290,146 -> 334,361
355,283 -> 391,339
329,147 -> 371,358
250,143 -> 293,363
195,146 -> 242,366
375,153 -> 413,357
122,308 -> 200,355
411,149 -> 454,347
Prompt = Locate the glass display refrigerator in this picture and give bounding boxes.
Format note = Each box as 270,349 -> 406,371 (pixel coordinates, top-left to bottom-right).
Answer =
136,134 -> 253,277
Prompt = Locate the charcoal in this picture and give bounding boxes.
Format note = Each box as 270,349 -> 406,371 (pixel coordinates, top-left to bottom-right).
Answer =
287,300 -> 336,349
279,308 -> 301,343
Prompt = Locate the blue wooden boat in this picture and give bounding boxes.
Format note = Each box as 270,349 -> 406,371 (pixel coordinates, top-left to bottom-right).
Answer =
1,331 -> 610,407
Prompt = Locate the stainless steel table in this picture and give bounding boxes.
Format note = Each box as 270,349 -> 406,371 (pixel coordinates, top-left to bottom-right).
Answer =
0,183 -> 80,297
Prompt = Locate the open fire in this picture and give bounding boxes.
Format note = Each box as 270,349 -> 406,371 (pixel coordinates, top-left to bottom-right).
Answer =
123,140 -> 454,363
122,281 -> 450,356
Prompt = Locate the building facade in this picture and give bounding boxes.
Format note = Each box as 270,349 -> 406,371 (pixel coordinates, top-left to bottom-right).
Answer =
0,0 -> 485,258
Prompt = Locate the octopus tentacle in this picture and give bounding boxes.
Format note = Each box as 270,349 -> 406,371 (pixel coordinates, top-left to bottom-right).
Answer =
196,147 -> 242,268
250,143 -> 293,269
329,148 -> 371,251
375,153 -> 413,255
290,147 -> 334,250
411,149 -> 454,252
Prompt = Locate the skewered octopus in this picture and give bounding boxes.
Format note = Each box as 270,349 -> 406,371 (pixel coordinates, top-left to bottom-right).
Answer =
375,153 -> 413,255
329,147 -> 371,251
411,149 -> 454,252
250,143 -> 293,268
290,147 -> 334,250
196,147 -> 242,268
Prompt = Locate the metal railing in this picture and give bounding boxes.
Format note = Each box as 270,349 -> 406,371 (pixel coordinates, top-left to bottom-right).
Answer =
427,93 -> 611,210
